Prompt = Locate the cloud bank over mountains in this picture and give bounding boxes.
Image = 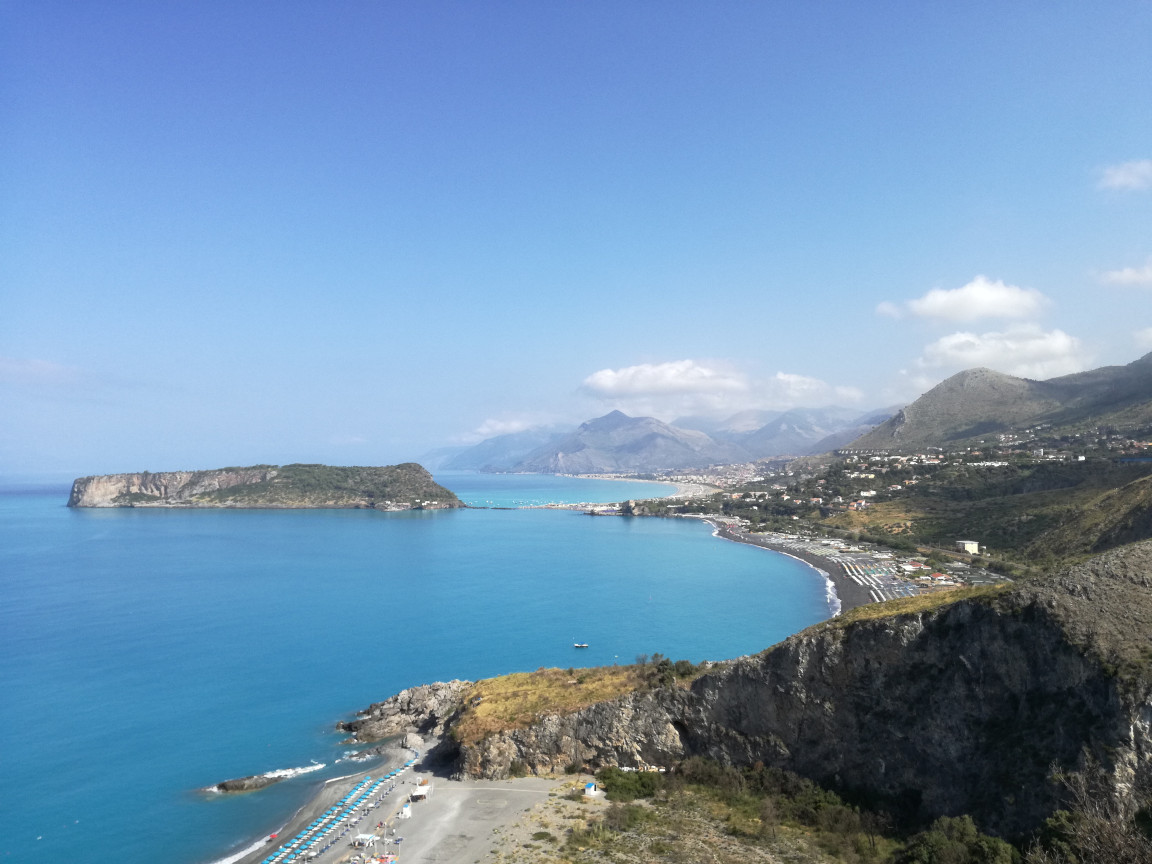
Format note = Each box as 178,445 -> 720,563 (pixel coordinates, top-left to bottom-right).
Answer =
468,161 -> 1150,448
917,325 -> 1089,380
578,360 -> 862,421
876,276 -> 1091,386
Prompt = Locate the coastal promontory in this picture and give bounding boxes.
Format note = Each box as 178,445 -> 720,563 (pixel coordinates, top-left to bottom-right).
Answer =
345,540 -> 1152,838
67,463 -> 462,510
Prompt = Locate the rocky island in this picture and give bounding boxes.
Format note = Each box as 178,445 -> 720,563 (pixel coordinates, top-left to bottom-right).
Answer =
67,462 -> 462,510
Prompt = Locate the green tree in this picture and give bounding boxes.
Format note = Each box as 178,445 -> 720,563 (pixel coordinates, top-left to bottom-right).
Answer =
897,815 -> 1017,864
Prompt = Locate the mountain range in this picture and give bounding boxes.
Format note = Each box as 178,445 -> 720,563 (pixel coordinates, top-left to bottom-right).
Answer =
430,406 -> 896,474
850,351 -> 1152,451
426,352 -> 1152,474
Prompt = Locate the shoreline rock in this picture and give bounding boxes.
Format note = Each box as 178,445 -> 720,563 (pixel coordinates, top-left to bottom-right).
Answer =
337,680 -> 473,744
208,774 -> 288,794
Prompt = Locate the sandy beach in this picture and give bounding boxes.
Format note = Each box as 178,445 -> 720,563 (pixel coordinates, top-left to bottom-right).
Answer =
224,747 -> 414,864
221,747 -> 580,864
708,521 -> 873,613
562,473 -> 720,500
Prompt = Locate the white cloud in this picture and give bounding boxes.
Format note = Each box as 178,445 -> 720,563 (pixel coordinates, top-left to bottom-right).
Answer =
1098,159 -> 1152,191
897,276 -> 1046,322
1135,328 -> 1152,351
1101,260 -> 1152,286
917,325 -> 1090,379
473,417 -> 537,438
875,301 -> 903,319
580,360 -> 860,419
763,372 -> 861,405
582,360 -> 747,397
458,412 -> 565,443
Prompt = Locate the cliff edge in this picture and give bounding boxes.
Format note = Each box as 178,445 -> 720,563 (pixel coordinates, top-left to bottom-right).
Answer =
346,541 -> 1152,837
67,463 -> 462,509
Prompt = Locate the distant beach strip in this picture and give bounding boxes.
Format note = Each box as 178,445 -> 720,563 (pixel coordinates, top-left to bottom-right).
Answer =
707,520 -> 872,615
559,473 -> 704,498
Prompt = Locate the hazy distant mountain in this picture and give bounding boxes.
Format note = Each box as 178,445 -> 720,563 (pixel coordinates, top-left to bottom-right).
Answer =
440,404 -> 897,476
805,406 -> 903,454
673,409 -> 783,437
734,407 -> 863,457
511,411 -> 749,473
419,446 -> 471,471
672,406 -> 894,458
440,426 -> 573,472
853,405 -> 904,427
849,353 -> 1152,451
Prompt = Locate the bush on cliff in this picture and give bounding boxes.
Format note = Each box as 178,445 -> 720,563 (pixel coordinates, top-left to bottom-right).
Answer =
596,766 -> 663,801
896,815 -> 1017,864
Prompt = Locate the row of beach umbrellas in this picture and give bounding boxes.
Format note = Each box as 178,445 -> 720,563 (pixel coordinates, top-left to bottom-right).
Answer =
257,752 -> 419,864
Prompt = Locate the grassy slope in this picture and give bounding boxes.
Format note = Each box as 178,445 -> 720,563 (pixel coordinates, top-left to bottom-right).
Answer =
824,584 -> 1011,628
823,462 -> 1152,568
453,666 -> 653,746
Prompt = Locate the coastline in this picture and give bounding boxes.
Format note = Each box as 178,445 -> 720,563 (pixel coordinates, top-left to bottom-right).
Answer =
200,491 -> 834,864
217,746 -> 412,864
216,744 -> 570,864
707,520 -> 872,614
561,473 -> 718,500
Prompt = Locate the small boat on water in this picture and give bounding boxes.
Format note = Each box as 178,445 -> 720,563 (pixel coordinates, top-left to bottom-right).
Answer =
573,642 -> 589,648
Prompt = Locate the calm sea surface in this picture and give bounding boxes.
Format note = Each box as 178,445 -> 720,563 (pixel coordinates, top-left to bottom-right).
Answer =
0,474 -> 831,864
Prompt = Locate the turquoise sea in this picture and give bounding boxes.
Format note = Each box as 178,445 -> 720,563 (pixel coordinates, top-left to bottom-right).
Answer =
0,473 -> 832,864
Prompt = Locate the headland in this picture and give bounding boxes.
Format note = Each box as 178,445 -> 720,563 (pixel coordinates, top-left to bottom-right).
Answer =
329,541 -> 1152,840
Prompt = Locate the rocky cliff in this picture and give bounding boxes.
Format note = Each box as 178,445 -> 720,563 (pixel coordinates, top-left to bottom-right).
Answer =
338,680 -> 472,742
347,542 -> 1152,837
68,463 -> 463,509
69,467 -> 276,506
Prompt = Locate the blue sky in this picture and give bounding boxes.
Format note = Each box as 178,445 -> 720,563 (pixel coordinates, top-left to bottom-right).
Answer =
3,1 -> 1151,478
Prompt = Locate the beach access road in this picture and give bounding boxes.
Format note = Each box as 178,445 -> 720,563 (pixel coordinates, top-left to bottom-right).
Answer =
378,776 -> 563,864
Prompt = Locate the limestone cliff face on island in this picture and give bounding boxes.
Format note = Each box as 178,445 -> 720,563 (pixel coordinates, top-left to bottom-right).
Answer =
67,463 -> 462,509
347,541 -> 1152,837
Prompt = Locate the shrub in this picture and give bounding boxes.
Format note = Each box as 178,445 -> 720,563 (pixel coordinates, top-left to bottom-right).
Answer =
596,767 -> 663,801
896,815 -> 1016,864
674,659 -> 696,677
604,803 -> 648,832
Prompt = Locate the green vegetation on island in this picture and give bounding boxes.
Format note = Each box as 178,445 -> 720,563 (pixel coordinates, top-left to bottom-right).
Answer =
67,462 -> 462,509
